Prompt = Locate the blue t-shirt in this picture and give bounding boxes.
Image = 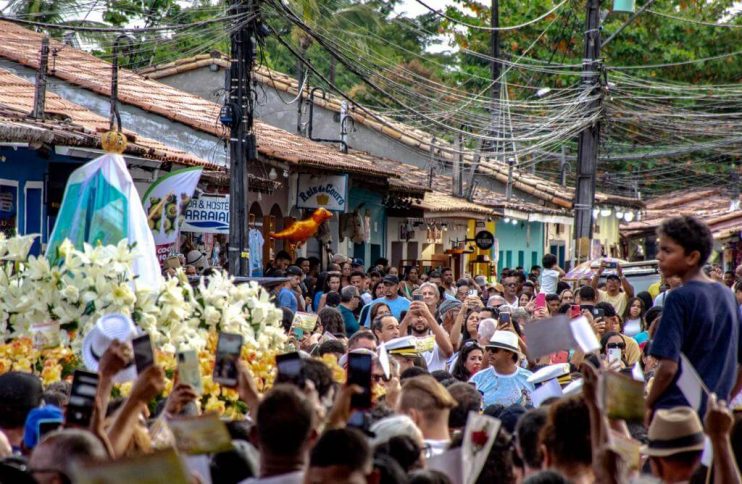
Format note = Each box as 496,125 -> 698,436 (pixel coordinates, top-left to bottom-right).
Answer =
312,291 -> 324,312
277,287 -> 298,313
362,296 -> 411,326
469,367 -> 535,408
650,280 -> 741,415
339,304 -> 360,336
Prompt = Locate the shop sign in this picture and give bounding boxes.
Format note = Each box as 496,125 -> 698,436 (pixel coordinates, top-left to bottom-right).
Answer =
475,230 -> 495,250
295,174 -> 348,212
142,167 -> 203,263
182,196 -> 230,235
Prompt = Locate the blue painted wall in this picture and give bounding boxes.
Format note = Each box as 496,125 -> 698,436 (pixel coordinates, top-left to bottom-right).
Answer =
348,187 -> 386,266
0,147 -> 83,253
496,220 -> 545,273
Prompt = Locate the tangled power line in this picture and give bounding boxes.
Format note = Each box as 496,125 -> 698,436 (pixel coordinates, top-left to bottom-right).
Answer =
2,0 -> 741,196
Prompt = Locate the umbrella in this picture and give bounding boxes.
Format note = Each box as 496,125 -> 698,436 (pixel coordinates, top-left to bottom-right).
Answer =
564,258 -> 628,281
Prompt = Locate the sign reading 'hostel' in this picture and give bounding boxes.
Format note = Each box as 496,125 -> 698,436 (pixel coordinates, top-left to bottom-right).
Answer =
182,196 -> 229,234
295,174 -> 348,212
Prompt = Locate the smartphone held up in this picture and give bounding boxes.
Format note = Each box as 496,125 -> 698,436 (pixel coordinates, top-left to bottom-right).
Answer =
347,353 -> 373,410
66,370 -> 100,427
132,333 -> 155,374
213,332 -> 243,387
177,350 -> 203,395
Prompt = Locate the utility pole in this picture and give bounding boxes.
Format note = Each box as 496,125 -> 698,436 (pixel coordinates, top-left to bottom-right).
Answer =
490,0 -> 500,105
226,0 -> 258,276
453,132 -> 462,197
469,0 -> 500,196
31,35 -> 49,119
573,0 -> 602,258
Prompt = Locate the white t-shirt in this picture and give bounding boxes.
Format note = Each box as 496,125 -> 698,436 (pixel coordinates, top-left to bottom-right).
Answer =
654,290 -> 670,307
422,343 -> 448,372
424,439 -> 451,458
540,268 -> 560,295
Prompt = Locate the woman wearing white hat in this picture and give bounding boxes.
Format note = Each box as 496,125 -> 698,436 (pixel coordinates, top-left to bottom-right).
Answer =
469,330 -> 535,408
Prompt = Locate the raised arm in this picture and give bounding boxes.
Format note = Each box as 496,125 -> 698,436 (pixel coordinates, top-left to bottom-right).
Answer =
449,302 -> 468,351
617,263 -> 634,298
705,393 -> 742,484
644,358 -> 678,425
591,261 -> 605,291
419,302 -> 453,357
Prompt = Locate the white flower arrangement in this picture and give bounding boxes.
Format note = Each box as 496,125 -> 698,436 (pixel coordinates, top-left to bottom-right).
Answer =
0,235 -> 286,355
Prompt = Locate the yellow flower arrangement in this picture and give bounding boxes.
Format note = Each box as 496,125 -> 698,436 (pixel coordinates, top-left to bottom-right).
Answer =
0,235 -> 288,418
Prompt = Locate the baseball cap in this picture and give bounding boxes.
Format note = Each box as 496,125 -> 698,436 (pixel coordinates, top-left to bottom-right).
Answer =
382,275 -> 400,285
23,405 -> 64,449
286,265 -> 303,277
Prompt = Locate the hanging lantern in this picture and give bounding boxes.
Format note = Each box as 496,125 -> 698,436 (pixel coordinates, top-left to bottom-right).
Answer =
101,130 -> 127,154
593,208 -> 600,219
624,211 -> 635,222
613,0 -> 635,13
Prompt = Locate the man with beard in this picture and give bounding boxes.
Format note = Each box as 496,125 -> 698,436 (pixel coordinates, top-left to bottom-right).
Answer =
361,275 -> 410,326
399,300 -> 453,372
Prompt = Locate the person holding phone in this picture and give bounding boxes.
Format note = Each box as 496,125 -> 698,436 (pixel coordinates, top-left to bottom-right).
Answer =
448,297 -> 482,350
594,302 -> 641,366
398,300 -> 453,372
591,260 -> 635,316
601,332 -> 629,370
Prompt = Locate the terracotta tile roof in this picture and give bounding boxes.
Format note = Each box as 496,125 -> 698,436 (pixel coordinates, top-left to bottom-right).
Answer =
0,68 -> 218,168
136,53 -> 644,210
138,53 -> 229,79
621,188 -> 742,240
417,191 -> 494,218
358,153 -> 569,217
0,22 -> 392,179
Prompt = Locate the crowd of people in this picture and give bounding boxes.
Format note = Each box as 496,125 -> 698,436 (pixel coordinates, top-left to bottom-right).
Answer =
1,215 -> 742,483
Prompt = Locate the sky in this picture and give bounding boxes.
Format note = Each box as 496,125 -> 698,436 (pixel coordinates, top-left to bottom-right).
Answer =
394,0 -> 442,18
393,0 -> 458,53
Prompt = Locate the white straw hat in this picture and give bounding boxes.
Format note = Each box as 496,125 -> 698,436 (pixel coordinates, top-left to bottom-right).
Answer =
82,313 -> 139,383
487,330 -> 520,355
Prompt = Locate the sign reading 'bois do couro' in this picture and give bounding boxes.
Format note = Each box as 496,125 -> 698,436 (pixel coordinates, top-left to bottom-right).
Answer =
181,196 -> 229,234
296,174 -> 348,212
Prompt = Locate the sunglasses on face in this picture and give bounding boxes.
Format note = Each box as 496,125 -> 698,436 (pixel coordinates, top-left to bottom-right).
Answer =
606,342 -> 626,350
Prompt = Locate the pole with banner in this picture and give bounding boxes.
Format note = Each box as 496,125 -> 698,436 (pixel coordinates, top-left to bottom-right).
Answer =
141,167 -> 203,265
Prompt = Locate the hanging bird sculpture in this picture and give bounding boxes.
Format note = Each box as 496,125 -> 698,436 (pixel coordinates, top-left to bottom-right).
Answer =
269,207 -> 334,246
